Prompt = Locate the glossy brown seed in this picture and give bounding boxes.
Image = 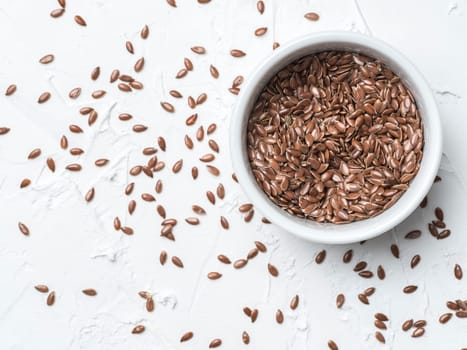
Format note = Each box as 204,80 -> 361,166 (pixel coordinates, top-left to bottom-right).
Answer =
160,251 -> 167,265
85,188 -> 94,202
119,113 -> 133,121
196,125 -> 204,141
82,288 -> 97,296
110,69 -> 120,83
234,259 -> 248,269
358,293 -> 369,305
257,0 -> 264,14
38,92 -> 51,103
403,285 -> 418,294
217,255 -> 231,264
414,320 -> 427,328
375,331 -> 385,344
196,93 -> 207,105
146,298 -> 155,312
359,271 -> 373,278
439,313 -> 453,324
304,12 -> 320,21
206,191 -> 215,204
315,250 -> 326,264
172,159 -> 183,173
272,42 -> 280,49
220,216 -> 229,229
113,217 -> 121,230
207,123 -> 217,135
50,8 -> 65,17
435,207 -> 444,221
216,183 -> 225,199
89,111 -> 99,124
268,263 -> 279,277
69,148 -> 83,157
405,230 -> 422,239
57,0 -> 66,7
411,255 -> 421,268
412,328 -> 425,337
447,301 -> 460,310
18,222 -> 30,236
364,287 -> 376,296
375,313 -> 389,321
121,226 -> 134,235
377,265 -> 386,280
342,249 -> 353,263
134,57 -> 145,72
132,325 -> 145,334
274,309 -> 284,324
125,183 -> 135,196
191,46 -> 206,54
172,256 -> 184,268
47,291 -> 55,306
35,285 -> 49,293
5,84 -> 16,96
186,113 -> 197,126
200,153 -> 215,162
68,87 -> 81,99
456,311 -> 467,318
20,178 -> 31,188
167,0 -> 176,7
125,41 -> 134,54
402,319 -> 413,331
92,90 -> 106,99
390,244 -> 400,258
207,165 -> 220,176
242,331 -> 250,344
133,124 -> 148,132
180,331 -> 193,342
160,102 -> 175,113
141,193 -> 155,202
328,340 -> 338,350
255,27 -> 267,36
454,264 -> 463,280
230,49 -> 246,57
0,127 -> 10,135
209,65 -> 219,78
74,15 -> 86,26
39,54 -> 54,64
250,309 -> 259,322
185,217 -> 199,225
254,241 -> 266,253
243,307 -> 252,317
91,67 -> 100,80
192,205 -> 206,215
28,148 -> 41,159
192,167 -> 198,179
138,291 -> 151,299
176,69 -> 188,79
170,90 -> 183,98
290,295 -> 299,310
353,261 -> 367,272
209,339 -> 222,348
184,58 -> 193,71
438,229 -> 451,239
141,25 -> 149,39
336,294 -> 345,308
207,272 -> 222,280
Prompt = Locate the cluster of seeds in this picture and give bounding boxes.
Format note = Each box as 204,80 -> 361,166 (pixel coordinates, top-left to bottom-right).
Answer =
2,1 -> 465,349
247,51 -> 423,223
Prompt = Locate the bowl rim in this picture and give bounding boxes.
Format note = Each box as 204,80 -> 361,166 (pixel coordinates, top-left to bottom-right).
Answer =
230,31 -> 442,244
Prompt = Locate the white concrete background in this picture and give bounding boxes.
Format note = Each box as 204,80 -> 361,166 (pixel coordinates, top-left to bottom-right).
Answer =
0,0 -> 466,349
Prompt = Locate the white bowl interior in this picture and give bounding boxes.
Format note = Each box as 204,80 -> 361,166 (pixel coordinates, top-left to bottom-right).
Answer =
230,32 -> 442,244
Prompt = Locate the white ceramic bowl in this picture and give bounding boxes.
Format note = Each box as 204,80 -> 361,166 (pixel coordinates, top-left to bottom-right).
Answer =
230,32 -> 442,244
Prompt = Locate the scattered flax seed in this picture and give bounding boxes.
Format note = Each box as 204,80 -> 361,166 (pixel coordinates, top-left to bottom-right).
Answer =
118,83 -> 131,92
47,291 -> 55,306
209,339 -> 222,348
290,295 -> 299,310
69,87 -> 81,99
38,92 -> 51,103
196,93 -> 207,105
160,102 -> 175,113
411,255 -> 421,268
176,69 -> 188,79
375,331 -> 385,344
390,244 -> 400,258
268,263 -> 279,277
180,331 -> 193,342
304,12 -> 320,21
315,250 -> 326,264
210,65 -> 219,78
242,331 -> 250,344
439,313 -> 453,324
220,216 -> 229,229
184,58 -> 193,71
196,125 -> 204,140
39,54 -> 54,64
375,313 -> 389,321
403,285 -> 418,294
359,271 -> 373,278
276,309 -> 284,324
208,272 -> 222,280
191,46 -> 206,54
206,191 -> 215,204
342,249 -> 353,263
20,179 -> 31,188
454,264 -> 463,280
402,319 -> 413,331
74,15 -> 87,26
216,183 -> 225,199
414,320 -> 426,328
207,165 -> 220,176
166,0 -> 176,7
132,325 -> 145,334
28,148 -> 41,159
257,0 -> 265,14
435,207 -> 444,221
218,255 -> 231,264
186,113 -> 197,125
172,159 -> 183,173
250,309 -> 258,322
358,293 -> 369,305
18,222 -> 30,236
230,49 -> 246,57
207,123 -> 217,134
113,217 -> 121,230
255,27 -> 267,36
58,0 -> 66,8
134,57 -> 145,72
92,90 -> 106,99
5,84 -> 16,96
328,340 -> 338,350
377,265 -> 386,280
126,41 -> 134,54
456,311 -> 467,318
405,230 -> 421,239
121,226 -> 134,235
185,217 -> 199,225
192,167 -> 198,179
160,251 -> 167,265
146,298 -> 155,312
141,25 -> 149,39
82,289 -> 97,296
243,307 -> 252,317
171,256 -> 184,268
95,159 -> 109,167
141,193 -> 155,201
50,8 -> 65,18
233,259 -> 247,269
354,261 -> 367,272
35,285 -> 49,293
412,327 -> 425,337
364,287 -> 376,296
273,42 -> 280,49
85,188 -> 95,202
336,294 -> 345,308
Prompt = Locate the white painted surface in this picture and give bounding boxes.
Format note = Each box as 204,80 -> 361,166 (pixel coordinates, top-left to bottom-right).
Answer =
0,0 -> 466,349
